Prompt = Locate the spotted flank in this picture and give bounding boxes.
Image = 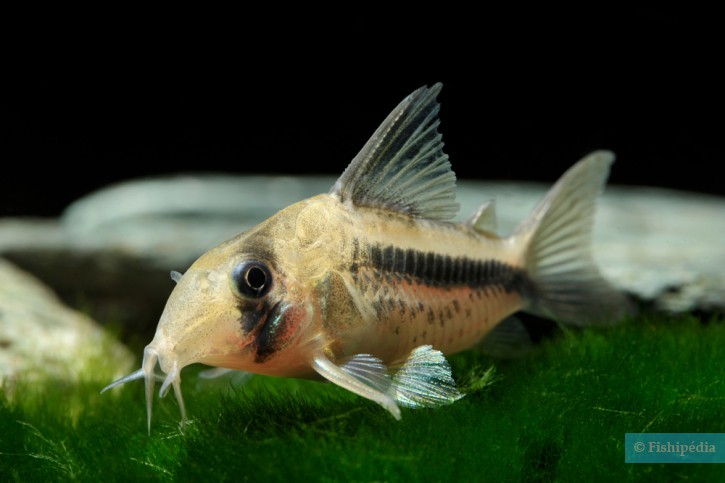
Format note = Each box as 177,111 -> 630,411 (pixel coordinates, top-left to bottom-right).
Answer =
103,83 -> 630,432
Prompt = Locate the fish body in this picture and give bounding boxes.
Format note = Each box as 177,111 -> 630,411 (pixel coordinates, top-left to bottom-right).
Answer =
103,84 -> 629,431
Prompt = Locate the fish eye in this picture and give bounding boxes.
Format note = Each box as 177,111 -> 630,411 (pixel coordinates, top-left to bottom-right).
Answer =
232,260 -> 272,298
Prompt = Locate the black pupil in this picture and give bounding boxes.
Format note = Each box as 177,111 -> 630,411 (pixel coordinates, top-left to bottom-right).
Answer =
233,260 -> 272,298
246,266 -> 266,291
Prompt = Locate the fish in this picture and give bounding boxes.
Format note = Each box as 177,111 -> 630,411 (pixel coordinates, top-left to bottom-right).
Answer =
102,83 -> 630,432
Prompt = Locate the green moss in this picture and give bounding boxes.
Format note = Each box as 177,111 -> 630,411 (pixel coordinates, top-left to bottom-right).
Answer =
1,313 -> 723,482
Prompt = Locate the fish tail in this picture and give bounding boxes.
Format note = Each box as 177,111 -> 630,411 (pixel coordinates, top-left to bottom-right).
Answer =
513,150 -> 631,325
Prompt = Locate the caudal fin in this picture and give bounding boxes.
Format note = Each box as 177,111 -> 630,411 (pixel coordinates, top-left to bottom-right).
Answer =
514,150 -> 631,325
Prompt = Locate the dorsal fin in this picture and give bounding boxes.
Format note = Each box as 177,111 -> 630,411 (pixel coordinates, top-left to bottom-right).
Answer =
330,83 -> 459,220
467,200 -> 497,233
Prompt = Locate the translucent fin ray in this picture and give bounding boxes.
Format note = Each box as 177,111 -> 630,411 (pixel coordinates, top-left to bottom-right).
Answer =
340,354 -> 392,393
311,353 -> 401,419
392,345 -> 463,408
515,150 -> 632,325
468,200 -> 497,233
330,83 -> 459,220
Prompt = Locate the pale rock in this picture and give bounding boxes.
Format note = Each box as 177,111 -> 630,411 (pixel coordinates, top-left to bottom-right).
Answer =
0,258 -> 134,387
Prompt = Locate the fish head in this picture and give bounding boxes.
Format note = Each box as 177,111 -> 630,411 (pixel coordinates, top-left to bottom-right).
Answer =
102,199 -> 328,432
150,251 -> 278,370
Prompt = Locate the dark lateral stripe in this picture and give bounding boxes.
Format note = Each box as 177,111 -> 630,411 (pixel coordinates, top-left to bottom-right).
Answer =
366,243 -> 533,293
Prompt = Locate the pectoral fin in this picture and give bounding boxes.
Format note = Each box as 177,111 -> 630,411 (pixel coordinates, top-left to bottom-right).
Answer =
311,353 -> 401,420
392,345 -> 463,408
311,347 -> 463,418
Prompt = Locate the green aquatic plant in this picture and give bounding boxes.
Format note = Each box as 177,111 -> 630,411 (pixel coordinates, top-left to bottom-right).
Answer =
1,313 -> 723,481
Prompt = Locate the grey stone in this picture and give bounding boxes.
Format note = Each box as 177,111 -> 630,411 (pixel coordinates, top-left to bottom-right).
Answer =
456,182 -> 725,313
0,175 -> 723,332
0,258 -> 134,389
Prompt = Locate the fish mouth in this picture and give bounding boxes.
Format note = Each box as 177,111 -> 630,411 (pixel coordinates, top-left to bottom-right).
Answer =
101,344 -> 187,434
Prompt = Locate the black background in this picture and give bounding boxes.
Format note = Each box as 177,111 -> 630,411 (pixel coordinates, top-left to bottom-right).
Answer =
5,8 -> 723,217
